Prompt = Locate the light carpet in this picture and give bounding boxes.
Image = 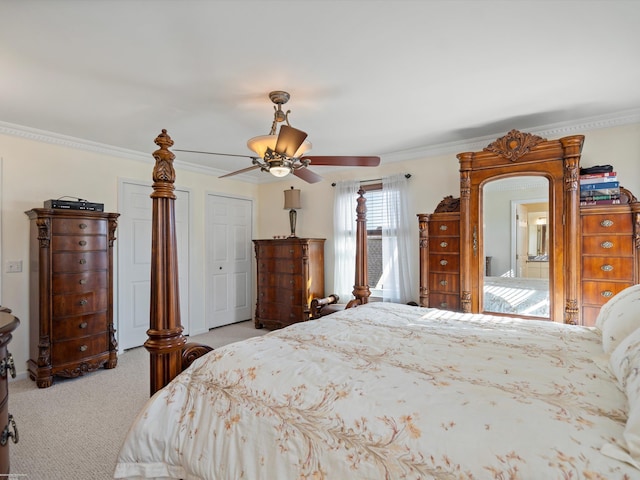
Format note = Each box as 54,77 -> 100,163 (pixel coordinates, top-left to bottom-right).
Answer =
8,320 -> 268,480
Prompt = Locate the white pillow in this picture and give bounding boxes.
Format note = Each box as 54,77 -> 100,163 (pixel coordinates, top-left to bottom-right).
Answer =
595,284 -> 640,354
610,326 -> 640,389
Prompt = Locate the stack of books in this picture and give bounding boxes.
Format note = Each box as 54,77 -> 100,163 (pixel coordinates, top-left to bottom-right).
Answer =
579,171 -> 620,205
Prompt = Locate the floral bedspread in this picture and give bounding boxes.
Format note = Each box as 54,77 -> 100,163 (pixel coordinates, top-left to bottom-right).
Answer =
114,302 -> 636,479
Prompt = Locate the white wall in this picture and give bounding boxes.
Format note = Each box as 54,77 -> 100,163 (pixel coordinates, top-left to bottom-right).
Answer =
1,122 -> 639,380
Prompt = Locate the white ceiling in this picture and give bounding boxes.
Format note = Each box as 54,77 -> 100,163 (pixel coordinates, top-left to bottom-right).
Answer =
2,0 -> 640,183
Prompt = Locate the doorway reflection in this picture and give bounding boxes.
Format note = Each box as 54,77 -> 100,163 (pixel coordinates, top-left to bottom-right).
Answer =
483,177 -> 550,318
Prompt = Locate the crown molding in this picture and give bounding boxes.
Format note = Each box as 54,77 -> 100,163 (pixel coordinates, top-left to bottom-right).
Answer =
382,108 -> 640,163
0,120 -> 255,181
2,108 -> 639,182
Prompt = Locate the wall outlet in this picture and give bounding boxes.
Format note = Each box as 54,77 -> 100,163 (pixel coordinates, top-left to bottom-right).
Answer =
6,260 -> 22,273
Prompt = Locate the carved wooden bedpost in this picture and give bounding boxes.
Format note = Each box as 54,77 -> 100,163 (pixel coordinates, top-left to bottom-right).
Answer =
350,189 -> 371,306
145,130 -> 212,396
145,130 -> 186,395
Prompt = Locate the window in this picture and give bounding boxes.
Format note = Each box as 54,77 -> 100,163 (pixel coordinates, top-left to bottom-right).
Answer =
361,184 -> 384,297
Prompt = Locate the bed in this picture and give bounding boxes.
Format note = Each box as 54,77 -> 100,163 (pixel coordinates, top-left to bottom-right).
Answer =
483,276 -> 550,318
114,130 -> 640,479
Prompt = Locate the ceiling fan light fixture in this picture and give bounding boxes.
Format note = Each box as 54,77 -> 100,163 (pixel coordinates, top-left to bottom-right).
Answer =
269,165 -> 292,178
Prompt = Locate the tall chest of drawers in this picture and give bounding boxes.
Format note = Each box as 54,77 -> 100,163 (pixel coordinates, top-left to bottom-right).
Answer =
418,205 -> 461,311
25,209 -> 119,388
580,204 -> 640,326
253,238 -> 325,329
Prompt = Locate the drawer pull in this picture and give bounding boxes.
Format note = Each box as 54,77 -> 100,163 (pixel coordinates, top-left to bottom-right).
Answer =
79,223 -> 88,229
439,225 -> 448,231
600,241 -> 614,249
440,259 -> 448,266
79,240 -> 87,246
0,353 -> 16,379
601,290 -> 614,298
439,280 -> 448,286
1,415 -> 18,446
440,241 -> 448,248
439,302 -> 448,308
79,258 -> 87,265
600,219 -> 614,228
601,264 -> 614,272
79,345 -> 88,352
79,322 -> 88,329
79,299 -> 88,306
79,279 -> 87,285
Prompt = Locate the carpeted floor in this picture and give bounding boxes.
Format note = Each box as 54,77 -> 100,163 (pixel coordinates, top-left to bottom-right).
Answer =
8,320 -> 268,480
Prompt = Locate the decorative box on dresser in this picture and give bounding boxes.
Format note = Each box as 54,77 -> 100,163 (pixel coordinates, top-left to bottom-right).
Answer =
0,308 -> 19,475
418,196 -> 461,311
580,187 -> 640,326
25,208 -> 119,388
253,238 -> 325,329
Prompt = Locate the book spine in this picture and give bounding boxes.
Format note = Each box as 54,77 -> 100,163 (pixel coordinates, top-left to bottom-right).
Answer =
580,198 -> 622,206
580,193 -> 621,201
579,171 -> 617,179
580,181 -> 619,190
579,176 -> 618,185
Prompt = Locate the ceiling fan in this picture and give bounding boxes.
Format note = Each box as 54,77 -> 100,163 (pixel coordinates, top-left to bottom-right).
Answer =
174,90 -> 380,183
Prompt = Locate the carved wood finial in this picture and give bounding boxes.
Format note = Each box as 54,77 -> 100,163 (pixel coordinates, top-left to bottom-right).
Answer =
152,129 -> 176,198
484,129 -> 547,162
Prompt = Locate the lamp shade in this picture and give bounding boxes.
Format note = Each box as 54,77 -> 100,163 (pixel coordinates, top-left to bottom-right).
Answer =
284,187 -> 301,210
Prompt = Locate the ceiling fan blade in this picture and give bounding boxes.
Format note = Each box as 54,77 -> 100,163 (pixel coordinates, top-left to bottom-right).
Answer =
219,165 -> 261,178
274,125 -> 308,157
300,155 -> 380,167
175,149 -> 255,159
293,167 -> 323,184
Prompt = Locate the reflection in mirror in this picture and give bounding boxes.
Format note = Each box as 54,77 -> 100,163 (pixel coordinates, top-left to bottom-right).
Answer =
483,177 -> 550,318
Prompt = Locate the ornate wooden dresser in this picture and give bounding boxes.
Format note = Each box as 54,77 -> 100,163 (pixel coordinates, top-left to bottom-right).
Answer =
418,196 -> 461,311
0,308 -> 19,474
580,189 -> 640,326
417,129 -> 640,325
253,238 -> 325,329
25,209 -> 119,388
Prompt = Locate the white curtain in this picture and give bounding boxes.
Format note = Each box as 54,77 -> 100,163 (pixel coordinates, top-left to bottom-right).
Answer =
333,180 -> 360,301
381,173 -> 413,303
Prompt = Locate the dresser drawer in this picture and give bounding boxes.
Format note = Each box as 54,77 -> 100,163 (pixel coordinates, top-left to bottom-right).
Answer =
52,290 -> 108,317
581,257 -> 634,281
258,273 -> 303,290
51,334 -> 108,364
52,272 -> 108,294
428,220 -> 459,236
429,293 -> 460,311
582,235 -> 633,256
258,259 -> 303,275
429,254 -> 460,273
582,281 -> 632,306
52,235 -> 107,252
582,213 -> 632,235
429,237 -> 460,253
52,218 -> 107,235
263,244 -> 304,258
52,251 -> 109,273
258,287 -> 299,305
257,302 -> 306,322
53,312 -> 108,341
429,273 -> 459,294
